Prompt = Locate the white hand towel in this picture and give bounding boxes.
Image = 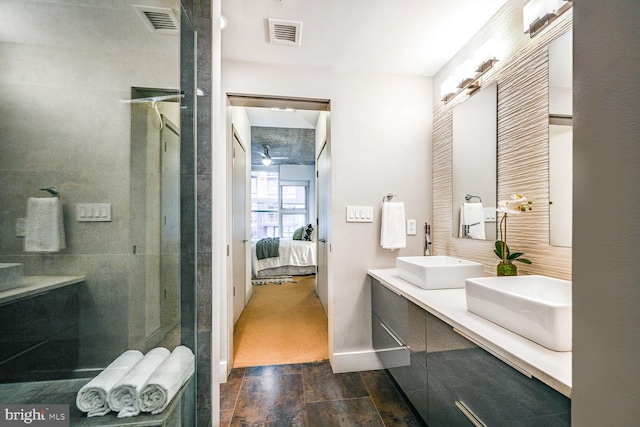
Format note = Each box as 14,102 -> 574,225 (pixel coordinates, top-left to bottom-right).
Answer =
380,202 -> 406,250
76,350 -> 143,417
24,197 -> 66,252
461,202 -> 485,240
107,347 -> 171,418
138,346 -> 195,415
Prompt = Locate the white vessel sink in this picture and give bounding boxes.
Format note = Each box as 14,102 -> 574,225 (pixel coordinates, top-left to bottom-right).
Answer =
396,256 -> 484,290
0,263 -> 24,292
465,275 -> 572,351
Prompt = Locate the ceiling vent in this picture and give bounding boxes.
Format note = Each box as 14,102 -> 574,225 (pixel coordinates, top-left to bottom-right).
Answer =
268,19 -> 302,46
134,5 -> 179,34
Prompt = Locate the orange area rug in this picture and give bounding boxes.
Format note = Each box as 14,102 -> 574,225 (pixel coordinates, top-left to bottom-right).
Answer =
233,275 -> 328,368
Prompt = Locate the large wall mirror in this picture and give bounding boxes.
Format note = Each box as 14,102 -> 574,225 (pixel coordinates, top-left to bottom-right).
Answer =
452,82 -> 497,240
549,30 -> 573,247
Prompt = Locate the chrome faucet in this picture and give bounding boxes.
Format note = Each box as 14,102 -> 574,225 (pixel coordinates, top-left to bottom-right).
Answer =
424,223 -> 431,255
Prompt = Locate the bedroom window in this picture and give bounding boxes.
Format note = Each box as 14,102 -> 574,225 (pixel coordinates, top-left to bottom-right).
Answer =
251,170 -> 308,240
251,170 -> 279,240
280,181 -> 309,238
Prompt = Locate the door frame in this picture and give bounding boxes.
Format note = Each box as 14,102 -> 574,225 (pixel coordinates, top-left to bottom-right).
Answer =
224,94 -> 331,376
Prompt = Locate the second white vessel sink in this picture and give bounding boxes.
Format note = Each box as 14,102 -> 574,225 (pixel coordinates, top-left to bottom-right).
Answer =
465,275 -> 572,351
396,256 -> 484,290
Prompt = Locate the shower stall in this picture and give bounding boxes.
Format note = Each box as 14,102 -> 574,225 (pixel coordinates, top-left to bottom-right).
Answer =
0,0 -> 199,424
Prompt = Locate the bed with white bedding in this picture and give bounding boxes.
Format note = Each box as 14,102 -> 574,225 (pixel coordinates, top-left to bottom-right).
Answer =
251,238 -> 317,278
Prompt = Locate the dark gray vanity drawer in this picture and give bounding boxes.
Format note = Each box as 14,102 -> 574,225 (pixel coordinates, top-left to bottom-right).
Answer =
371,278 -> 426,364
372,312 -> 410,370
388,351 -> 429,423
372,278 -> 408,343
426,312 -> 570,427
427,371 -> 474,427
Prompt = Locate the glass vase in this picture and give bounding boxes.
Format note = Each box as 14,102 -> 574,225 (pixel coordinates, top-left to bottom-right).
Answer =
497,261 -> 517,276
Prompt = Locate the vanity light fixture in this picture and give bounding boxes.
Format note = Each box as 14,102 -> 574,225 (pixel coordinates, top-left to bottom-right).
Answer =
440,39 -> 501,104
523,0 -> 573,38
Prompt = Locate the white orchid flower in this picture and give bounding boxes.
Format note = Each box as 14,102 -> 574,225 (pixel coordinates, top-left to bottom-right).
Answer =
497,193 -> 531,214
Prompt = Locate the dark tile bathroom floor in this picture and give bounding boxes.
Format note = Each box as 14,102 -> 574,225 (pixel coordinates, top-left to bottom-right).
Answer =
220,361 -> 424,426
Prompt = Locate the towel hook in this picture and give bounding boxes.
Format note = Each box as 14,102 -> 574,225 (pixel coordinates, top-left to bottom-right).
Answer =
465,193 -> 482,203
383,193 -> 396,203
40,187 -> 60,196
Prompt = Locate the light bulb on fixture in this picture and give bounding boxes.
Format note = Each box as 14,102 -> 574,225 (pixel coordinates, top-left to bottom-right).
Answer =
261,144 -> 273,165
523,0 -> 573,37
456,59 -> 478,88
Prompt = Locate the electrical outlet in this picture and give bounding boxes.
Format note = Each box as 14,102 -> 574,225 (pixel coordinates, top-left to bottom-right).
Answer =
407,219 -> 417,235
483,207 -> 497,222
15,218 -> 26,237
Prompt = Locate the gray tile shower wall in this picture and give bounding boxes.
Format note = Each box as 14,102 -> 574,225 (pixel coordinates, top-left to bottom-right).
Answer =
180,1 -> 214,425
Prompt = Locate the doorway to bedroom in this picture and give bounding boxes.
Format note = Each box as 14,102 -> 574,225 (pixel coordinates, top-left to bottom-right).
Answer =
228,94 -> 331,369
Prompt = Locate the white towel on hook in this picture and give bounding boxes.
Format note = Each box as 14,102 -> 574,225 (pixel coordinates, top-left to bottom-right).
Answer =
24,197 -> 66,252
460,202 -> 485,239
380,202 -> 406,250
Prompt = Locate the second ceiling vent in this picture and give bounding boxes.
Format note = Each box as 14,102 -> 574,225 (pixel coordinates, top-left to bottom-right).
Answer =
268,19 -> 302,46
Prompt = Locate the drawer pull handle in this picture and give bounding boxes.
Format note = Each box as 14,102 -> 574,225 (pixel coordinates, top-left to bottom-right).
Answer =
453,328 -> 532,379
455,400 -> 487,427
380,322 -> 406,348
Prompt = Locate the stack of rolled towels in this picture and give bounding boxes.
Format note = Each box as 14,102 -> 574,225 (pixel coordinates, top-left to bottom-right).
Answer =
76,345 -> 194,418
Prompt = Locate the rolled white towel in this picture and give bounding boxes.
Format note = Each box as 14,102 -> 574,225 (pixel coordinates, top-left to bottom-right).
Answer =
138,346 -> 195,415
76,350 -> 143,417
107,347 -> 171,418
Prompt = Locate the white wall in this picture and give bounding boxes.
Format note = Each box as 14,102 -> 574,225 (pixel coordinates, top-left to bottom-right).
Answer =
573,1 -> 640,424
222,60 -> 433,371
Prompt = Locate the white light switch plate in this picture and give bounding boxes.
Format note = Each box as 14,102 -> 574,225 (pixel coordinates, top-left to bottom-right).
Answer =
346,206 -> 373,223
77,203 -> 112,222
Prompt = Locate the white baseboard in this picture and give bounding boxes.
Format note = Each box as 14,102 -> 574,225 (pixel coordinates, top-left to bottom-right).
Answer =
219,351 -> 383,378
329,349 -> 384,373
219,360 -> 228,383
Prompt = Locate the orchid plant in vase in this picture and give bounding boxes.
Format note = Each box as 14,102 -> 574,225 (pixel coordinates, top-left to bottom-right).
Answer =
495,193 -> 533,276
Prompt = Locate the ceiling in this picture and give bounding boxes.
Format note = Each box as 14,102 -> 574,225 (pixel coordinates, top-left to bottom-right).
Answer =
222,0 -> 509,164
221,0 -> 508,76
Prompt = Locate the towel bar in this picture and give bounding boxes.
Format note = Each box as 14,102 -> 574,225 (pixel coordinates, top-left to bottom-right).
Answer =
465,193 -> 482,203
40,187 -> 60,196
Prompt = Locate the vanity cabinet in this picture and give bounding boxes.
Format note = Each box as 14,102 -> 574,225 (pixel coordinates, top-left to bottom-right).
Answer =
371,277 -> 570,426
0,279 -> 82,382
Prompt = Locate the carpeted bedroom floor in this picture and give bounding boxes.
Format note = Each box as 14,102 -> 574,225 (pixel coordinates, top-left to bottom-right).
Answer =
233,275 -> 329,368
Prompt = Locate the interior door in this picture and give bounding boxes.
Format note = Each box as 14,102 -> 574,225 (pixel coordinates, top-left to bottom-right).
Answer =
316,137 -> 330,314
232,132 -> 248,324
